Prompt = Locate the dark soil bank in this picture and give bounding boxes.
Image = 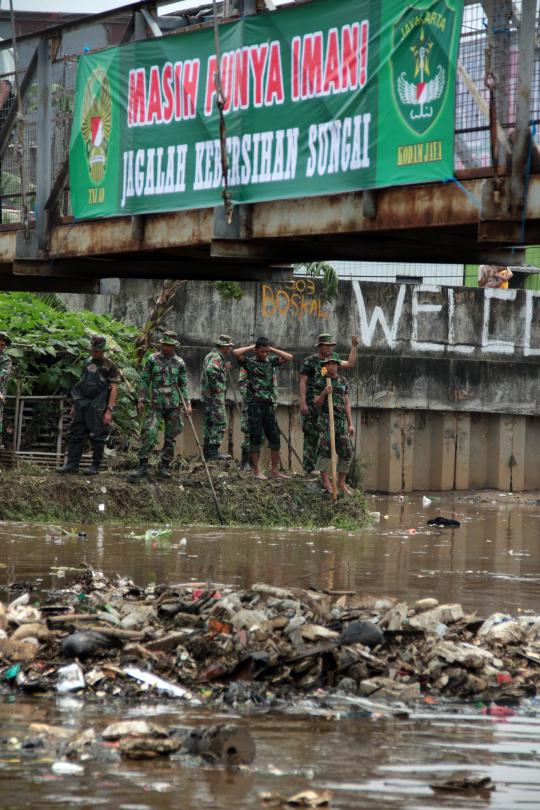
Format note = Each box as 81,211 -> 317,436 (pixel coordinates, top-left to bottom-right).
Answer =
0,465 -> 369,528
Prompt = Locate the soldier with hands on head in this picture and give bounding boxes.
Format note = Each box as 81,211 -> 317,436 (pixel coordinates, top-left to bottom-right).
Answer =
0,331 -> 12,446
233,337 -> 292,480
299,333 -> 359,475
201,334 -> 234,461
238,363 -> 278,470
56,335 -> 118,475
312,353 -> 355,496
130,330 -> 191,480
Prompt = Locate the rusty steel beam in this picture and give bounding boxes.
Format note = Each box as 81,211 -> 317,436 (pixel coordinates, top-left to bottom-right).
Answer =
0,176 -> 539,271
0,274 -> 103,293
47,209 -> 214,258
12,258 -> 293,282
43,181 -> 487,260
210,236 -> 522,265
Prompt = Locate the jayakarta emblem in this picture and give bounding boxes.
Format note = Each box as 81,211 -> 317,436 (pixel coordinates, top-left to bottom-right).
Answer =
80,69 -> 112,184
392,4 -> 456,134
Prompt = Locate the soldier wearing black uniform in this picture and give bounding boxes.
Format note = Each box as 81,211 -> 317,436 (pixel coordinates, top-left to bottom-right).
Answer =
56,335 -> 119,475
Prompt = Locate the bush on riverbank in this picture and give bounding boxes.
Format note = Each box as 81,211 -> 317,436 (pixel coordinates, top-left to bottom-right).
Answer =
0,467 -> 369,529
0,293 -> 139,438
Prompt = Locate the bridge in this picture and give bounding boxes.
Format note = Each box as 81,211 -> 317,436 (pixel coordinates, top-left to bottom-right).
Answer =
0,0 -> 538,293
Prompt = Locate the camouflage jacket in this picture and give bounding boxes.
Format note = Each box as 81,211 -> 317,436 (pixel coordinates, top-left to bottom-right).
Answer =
201,349 -> 227,401
0,349 -> 12,398
238,365 -> 278,406
238,355 -> 281,402
312,375 -> 349,421
139,352 -> 189,409
300,353 -> 325,406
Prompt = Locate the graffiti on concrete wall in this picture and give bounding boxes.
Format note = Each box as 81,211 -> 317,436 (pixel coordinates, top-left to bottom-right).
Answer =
261,279 -> 330,321
352,281 -> 540,357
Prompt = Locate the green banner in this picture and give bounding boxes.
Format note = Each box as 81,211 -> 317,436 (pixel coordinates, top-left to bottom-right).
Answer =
69,0 -> 463,220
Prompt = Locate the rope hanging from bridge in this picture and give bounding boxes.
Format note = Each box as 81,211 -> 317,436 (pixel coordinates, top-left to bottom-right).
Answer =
212,0 -> 234,225
8,0 -> 29,244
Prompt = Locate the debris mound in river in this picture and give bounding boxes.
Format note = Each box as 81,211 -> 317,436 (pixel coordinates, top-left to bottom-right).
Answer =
1,570 -> 539,711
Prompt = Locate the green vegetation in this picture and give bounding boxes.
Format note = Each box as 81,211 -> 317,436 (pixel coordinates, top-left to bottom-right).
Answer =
295,262 -> 339,303
0,292 -> 139,436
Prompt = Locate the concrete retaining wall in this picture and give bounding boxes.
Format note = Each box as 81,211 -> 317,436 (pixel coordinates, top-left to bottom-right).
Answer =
64,278 -> 540,492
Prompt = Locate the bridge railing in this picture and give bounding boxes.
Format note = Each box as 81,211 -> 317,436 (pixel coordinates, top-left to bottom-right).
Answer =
0,0 -> 536,231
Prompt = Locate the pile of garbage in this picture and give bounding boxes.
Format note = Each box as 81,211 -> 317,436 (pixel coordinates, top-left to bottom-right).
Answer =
1,568 -> 540,713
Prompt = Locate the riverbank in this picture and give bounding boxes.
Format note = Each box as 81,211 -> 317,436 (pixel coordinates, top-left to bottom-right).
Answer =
0,465 -> 369,529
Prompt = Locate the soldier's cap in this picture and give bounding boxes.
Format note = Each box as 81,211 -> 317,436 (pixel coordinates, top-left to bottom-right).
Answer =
0,331 -> 11,346
320,353 -> 341,366
316,333 -> 336,346
159,330 -> 180,346
90,335 -> 106,350
215,334 -> 234,347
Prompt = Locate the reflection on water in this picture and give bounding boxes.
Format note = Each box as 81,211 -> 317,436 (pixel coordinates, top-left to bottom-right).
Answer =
1,494 -> 539,614
1,700 -> 540,809
1,493 -> 540,808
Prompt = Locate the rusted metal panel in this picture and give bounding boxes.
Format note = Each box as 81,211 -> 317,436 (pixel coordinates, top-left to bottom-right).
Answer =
47,208 -> 214,257
0,177 -> 538,268
252,182 -> 485,239
43,180 -> 492,259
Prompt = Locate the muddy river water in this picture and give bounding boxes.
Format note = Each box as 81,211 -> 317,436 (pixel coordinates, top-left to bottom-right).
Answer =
1,492 -> 540,809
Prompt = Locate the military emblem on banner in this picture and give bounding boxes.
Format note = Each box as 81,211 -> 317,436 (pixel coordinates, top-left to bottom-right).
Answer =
80,68 -> 112,184
392,3 -> 456,135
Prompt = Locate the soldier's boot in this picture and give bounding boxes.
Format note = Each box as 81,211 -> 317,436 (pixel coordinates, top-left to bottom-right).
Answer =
56,444 -> 83,474
87,445 -> 104,476
240,448 -> 251,470
203,440 -> 215,460
210,445 -> 231,461
128,458 -> 149,482
156,462 -> 172,479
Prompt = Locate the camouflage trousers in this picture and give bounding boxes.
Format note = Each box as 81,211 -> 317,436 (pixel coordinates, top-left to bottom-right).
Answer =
316,415 -> 353,474
240,403 -> 250,451
203,397 -> 227,447
0,401 -> 4,446
247,400 -> 280,452
301,405 -> 320,474
139,406 -> 183,465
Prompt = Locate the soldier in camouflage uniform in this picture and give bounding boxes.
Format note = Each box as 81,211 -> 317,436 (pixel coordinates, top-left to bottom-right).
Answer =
129,331 -> 191,480
312,354 -> 355,496
0,331 -> 13,447
299,333 -> 359,475
233,337 -> 293,480
56,335 -> 119,475
238,364 -> 278,469
201,334 -> 234,460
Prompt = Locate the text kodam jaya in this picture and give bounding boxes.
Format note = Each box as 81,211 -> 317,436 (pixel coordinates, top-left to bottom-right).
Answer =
69,0 -> 463,220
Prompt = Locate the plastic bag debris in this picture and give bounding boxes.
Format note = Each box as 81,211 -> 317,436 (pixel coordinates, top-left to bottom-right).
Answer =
128,528 -> 172,541
51,761 -> 85,775
56,663 -> 85,693
123,666 -> 192,699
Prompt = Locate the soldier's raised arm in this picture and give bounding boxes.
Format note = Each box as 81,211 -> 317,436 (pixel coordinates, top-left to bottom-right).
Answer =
341,335 -> 360,370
